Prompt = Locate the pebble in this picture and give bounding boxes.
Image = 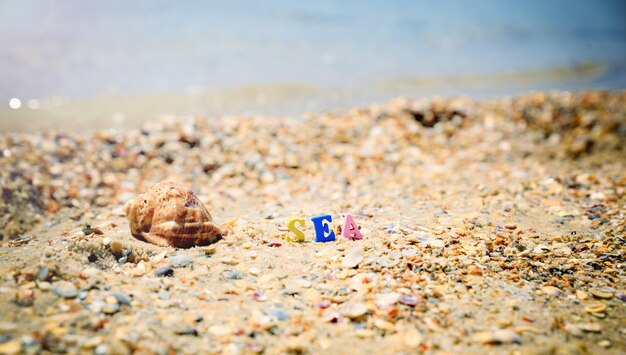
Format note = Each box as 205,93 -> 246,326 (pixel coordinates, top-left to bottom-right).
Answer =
221,257 -> 239,265
590,288 -> 614,299
598,340 -> 611,348
223,270 -> 243,280
174,327 -> 198,336
375,292 -> 400,309
399,295 -> 418,306
580,323 -> 602,333
541,285 -> 562,297
584,302 -> 607,314
202,245 -> 217,255
170,253 -> 193,268
53,281 -> 78,298
110,240 -> 124,259
473,330 -> 521,344
269,309 -> 289,321
342,246 -> 364,268
111,292 -> 131,306
37,266 -> 54,281
0,340 -> 21,355
339,302 -> 368,319
15,288 -> 35,307
155,267 -> 174,277
404,329 -> 423,349
101,303 -> 120,315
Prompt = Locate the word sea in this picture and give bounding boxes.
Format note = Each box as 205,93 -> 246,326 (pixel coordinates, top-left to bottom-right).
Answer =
285,214 -> 363,242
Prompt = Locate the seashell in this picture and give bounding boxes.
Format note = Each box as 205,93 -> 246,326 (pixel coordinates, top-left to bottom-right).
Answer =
124,181 -> 227,248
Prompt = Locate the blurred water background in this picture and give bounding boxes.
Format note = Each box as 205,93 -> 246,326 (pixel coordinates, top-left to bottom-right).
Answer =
1,0 -> 625,131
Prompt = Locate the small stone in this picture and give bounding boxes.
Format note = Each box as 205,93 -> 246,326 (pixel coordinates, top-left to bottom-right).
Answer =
564,323 -> 583,337
202,245 -> 217,255
541,285 -> 562,297
101,303 -> 120,315
404,328 -> 423,349
598,340 -> 611,348
473,330 -> 521,344
155,267 -> 174,277
355,329 -> 375,338
95,344 -> 108,355
252,291 -> 267,302
504,223 -> 517,230
111,292 -> 131,306
576,290 -> 589,300
170,254 -> 193,268
15,288 -> 35,307
221,256 -> 239,265
580,323 -> 602,333
339,302 -> 368,318
208,325 -> 230,336
249,267 -> 261,276
590,288 -> 614,299
375,292 -> 400,309
0,340 -> 21,355
399,295 -> 418,306
342,246 -> 364,268
223,270 -> 242,280
269,309 -> 289,321
37,266 -> 54,281
584,302 -> 607,314
53,281 -> 78,298
110,241 -> 123,259
174,327 -> 198,336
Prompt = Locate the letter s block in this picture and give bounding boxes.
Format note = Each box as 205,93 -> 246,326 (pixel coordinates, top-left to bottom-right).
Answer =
286,217 -> 306,242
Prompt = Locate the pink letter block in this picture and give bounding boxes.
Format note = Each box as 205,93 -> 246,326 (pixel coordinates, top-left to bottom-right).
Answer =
342,214 -> 363,240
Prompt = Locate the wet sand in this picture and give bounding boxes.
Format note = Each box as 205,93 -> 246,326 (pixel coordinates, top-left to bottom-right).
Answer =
0,91 -> 625,354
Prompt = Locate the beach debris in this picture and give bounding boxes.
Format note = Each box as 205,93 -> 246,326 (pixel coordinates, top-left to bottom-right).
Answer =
342,246 -> 364,268
53,281 -> 78,299
7,235 -> 33,247
155,266 -> 174,277
15,288 -> 35,307
124,181 -> 228,248
82,224 -> 104,235
473,330 -> 521,344
339,302 -> 368,319
169,253 -> 193,268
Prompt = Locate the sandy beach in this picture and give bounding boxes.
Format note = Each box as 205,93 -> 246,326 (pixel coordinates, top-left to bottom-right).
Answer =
0,91 -> 625,354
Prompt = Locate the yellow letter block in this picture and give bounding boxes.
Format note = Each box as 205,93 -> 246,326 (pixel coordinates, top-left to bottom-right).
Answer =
285,217 -> 306,242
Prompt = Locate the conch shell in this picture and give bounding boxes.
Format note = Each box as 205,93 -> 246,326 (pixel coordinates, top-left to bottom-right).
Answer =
124,181 -> 227,248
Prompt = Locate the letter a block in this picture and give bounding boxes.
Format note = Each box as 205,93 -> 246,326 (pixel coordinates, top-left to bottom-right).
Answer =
342,214 -> 363,240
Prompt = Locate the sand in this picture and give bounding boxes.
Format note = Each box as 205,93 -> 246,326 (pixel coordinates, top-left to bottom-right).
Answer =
0,91 -> 625,354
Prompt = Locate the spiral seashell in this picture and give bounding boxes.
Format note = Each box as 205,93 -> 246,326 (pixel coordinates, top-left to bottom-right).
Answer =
124,181 -> 227,248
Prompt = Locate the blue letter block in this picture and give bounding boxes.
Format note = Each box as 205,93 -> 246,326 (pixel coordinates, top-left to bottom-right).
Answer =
311,214 -> 335,242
